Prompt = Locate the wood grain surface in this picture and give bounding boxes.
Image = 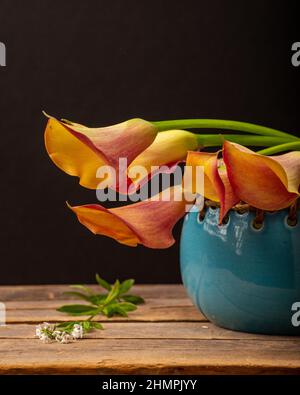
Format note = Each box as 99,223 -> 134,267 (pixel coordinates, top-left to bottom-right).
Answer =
0,285 -> 299,374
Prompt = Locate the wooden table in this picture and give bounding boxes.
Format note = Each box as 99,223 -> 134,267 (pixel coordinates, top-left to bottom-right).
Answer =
0,284 -> 299,375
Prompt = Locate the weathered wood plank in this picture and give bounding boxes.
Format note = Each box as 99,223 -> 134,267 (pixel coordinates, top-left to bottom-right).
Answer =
0,284 -> 186,302
4,297 -> 193,310
0,338 -> 299,374
4,305 -> 205,323
0,284 -> 204,323
0,323 -> 299,341
1,284 -> 299,374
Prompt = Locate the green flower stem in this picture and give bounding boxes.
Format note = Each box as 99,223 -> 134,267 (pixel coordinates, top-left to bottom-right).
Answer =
257,141 -> 300,155
195,134 -> 293,147
152,119 -> 298,140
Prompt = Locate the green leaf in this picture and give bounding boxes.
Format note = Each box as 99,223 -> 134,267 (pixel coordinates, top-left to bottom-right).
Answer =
63,291 -> 93,303
119,279 -> 134,295
57,304 -> 100,316
111,306 -> 128,317
118,302 -> 137,312
56,321 -> 77,333
102,303 -> 127,317
102,302 -> 137,317
82,321 -> 90,331
88,294 -> 107,305
122,294 -> 145,305
56,321 -> 77,328
82,321 -> 103,331
95,274 -> 111,291
64,291 -> 107,306
103,280 -> 120,305
70,284 -> 94,295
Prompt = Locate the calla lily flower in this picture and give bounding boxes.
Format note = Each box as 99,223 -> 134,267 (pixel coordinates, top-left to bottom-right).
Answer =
128,130 -> 198,191
44,115 -> 158,190
44,116 -> 198,193
223,141 -> 300,211
67,186 -> 189,248
186,150 -> 239,221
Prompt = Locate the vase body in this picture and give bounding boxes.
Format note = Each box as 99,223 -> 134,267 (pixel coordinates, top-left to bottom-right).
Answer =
180,207 -> 300,335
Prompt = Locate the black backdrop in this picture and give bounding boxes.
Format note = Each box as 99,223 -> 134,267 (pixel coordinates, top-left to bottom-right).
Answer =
0,0 -> 299,284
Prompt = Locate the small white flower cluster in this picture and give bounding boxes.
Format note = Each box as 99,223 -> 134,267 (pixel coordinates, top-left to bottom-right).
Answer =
35,322 -> 84,344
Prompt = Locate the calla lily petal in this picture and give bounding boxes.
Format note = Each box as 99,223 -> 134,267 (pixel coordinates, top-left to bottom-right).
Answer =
186,151 -> 239,220
218,163 -> 240,219
271,151 -> 300,195
68,186 -> 189,248
186,151 -> 221,201
45,116 -> 158,189
223,141 -> 300,210
45,118 -> 105,189
128,130 -> 198,191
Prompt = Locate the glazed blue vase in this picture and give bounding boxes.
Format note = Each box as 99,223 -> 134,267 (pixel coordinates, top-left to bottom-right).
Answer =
180,207 -> 300,335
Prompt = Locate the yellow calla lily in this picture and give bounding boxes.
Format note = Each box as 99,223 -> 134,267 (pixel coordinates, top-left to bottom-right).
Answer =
44,115 -> 158,190
45,115 -> 199,193
128,130 -> 198,192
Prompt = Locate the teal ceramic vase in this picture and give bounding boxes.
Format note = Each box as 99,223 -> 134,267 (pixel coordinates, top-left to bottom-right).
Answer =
180,206 -> 300,335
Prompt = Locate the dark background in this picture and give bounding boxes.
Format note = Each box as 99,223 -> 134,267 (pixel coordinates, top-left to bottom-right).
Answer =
0,0 -> 299,284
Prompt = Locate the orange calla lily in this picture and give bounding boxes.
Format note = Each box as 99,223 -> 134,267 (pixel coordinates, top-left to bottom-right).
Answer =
186,150 -> 239,221
223,141 -> 300,211
45,115 -> 198,194
68,186 -> 189,248
44,115 -> 158,190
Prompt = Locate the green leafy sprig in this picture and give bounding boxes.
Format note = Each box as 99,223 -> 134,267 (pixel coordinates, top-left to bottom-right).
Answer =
57,274 -> 144,323
36,275 -> 145,342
